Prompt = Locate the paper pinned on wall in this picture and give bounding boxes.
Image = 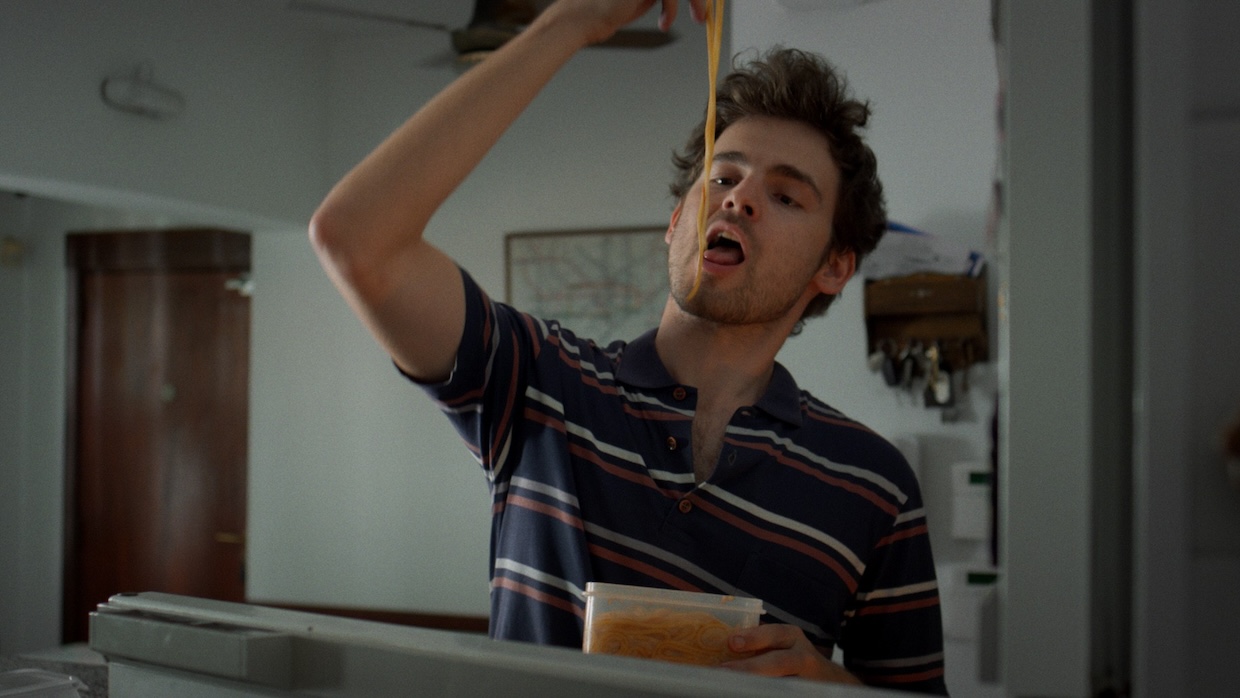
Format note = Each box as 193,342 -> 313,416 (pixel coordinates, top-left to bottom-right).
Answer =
860,222 -> 986,280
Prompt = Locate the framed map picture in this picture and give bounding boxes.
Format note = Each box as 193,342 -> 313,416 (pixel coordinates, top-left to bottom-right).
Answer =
504,227 -> 668,346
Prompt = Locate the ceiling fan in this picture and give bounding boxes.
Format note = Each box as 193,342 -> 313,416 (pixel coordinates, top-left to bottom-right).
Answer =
288,0 -> 676,64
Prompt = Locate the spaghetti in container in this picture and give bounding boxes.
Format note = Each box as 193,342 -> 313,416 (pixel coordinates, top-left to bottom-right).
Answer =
582,582 -> 765,667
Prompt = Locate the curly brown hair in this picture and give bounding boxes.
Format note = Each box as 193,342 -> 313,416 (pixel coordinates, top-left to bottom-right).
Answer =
669,47 -> 886,321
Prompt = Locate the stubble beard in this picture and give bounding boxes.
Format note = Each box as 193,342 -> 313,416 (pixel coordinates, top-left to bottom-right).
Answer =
667,215 -> 808,327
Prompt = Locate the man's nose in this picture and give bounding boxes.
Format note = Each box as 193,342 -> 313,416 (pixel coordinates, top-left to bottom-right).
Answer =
722,180 -> 758,218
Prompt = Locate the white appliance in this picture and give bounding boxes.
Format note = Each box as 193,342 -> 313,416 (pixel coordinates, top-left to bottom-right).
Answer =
89,593 -> 903,697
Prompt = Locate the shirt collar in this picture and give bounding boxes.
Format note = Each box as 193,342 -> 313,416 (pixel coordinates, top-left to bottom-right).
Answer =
616,329 -> 804,427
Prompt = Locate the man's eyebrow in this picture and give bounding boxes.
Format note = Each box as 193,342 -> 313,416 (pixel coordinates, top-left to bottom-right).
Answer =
712,150 -> 748,167
711,150 -> 824,204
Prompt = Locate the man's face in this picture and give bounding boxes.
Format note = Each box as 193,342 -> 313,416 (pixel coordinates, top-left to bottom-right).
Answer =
665,116 -> 851,325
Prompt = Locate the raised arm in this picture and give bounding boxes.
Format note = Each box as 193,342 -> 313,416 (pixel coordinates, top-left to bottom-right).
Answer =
309,0 -> 699,382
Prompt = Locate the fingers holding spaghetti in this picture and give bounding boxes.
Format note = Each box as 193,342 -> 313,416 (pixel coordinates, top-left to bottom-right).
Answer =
656,0 -> 709,30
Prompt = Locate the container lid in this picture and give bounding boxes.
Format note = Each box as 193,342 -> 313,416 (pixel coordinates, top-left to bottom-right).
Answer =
584,582 -> 764,613
0,669 -> 81,697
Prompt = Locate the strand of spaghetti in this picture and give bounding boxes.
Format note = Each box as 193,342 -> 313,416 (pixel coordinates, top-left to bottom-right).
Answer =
685,0 -> 725,302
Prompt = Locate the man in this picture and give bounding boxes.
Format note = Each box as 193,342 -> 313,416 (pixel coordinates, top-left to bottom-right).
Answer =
310,0 -> 946,693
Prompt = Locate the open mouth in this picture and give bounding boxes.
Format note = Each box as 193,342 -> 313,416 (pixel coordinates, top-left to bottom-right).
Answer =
703,229 -> 745,266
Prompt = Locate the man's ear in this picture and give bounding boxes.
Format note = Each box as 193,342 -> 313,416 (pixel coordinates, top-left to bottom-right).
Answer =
666,201 -> 684,244
814,248 -> 856,295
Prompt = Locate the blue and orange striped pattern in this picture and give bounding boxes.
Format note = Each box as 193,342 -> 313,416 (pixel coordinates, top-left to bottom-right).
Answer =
419,269 -> 946,693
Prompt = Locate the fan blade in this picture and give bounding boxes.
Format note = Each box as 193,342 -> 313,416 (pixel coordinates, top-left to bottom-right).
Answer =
597,29 -> 677,48
450,23 -> 519,54
456,0 -> 674,53
451,24 -> 674,56
472,0 -> 539,27
287,0 -> 451,33
418,47 -> 468,70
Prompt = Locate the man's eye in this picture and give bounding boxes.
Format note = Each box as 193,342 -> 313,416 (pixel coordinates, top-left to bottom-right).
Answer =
776,193 -> 799,207
710,176 -> 735,186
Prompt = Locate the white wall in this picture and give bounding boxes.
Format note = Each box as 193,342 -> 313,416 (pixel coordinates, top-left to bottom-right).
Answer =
6,2 -> 1234,696
246,230 -> 496,610
0,0 -> 724,641
0,0 -> 327,225
254,0 -> 1004,618
0,0 -> 332,654
0,0 -> 1003,682
734,0 -> 999,545
244,10 -> 724,613
733,2 -> 1000,695
0,193 -> 174,653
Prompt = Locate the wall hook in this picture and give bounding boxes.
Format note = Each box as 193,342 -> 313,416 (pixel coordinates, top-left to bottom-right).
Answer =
101,64 -> 186,120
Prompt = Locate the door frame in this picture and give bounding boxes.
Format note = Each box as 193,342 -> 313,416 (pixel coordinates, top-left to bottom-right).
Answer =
62,228 -> 251,642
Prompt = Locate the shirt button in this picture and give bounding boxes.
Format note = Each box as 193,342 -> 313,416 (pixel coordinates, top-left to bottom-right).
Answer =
666,436 -> 678,451
672,386 -> 687,400
677,498 -> 693,514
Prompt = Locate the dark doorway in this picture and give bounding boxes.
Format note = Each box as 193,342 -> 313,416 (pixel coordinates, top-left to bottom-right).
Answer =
62,229 -> 250,643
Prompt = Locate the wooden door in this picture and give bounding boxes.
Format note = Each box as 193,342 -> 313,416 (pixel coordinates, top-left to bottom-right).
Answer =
63,229 -> 250,643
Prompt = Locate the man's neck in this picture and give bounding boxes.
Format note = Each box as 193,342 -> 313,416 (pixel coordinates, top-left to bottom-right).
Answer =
653,305 -> 794,407
655,305 -> 796,483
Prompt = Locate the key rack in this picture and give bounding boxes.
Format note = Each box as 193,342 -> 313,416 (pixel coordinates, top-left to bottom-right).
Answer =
864,272 -> 988,372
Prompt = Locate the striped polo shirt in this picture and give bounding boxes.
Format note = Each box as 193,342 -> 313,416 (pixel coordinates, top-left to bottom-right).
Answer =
417,269 -> 947,694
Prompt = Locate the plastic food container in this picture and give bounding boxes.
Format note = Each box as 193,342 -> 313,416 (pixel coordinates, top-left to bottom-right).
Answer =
582,582 -> 764,667
0,669 -> 83,698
